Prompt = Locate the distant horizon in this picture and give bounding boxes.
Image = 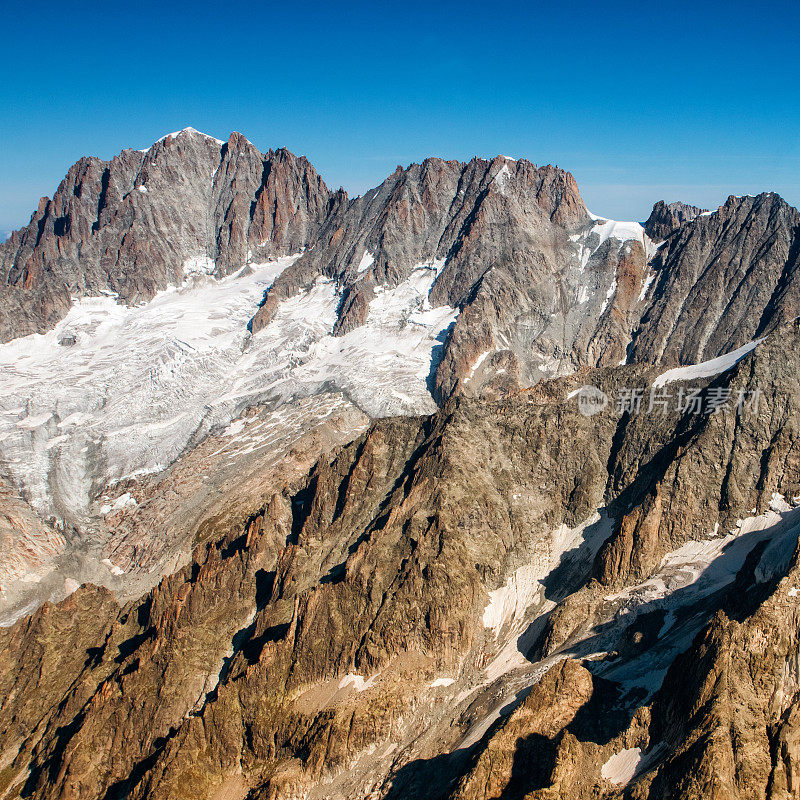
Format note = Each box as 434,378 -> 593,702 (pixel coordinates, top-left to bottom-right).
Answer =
2,0 -> 798,235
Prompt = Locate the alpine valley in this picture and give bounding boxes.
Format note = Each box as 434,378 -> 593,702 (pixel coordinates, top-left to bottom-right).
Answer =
1,127 -> 799,800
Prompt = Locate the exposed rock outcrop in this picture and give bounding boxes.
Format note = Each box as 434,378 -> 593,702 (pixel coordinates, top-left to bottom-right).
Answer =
3,135 -> 800,800
629,192 -> 800,367
643,199 -> 706,240
0,129 -> 332,342
1,317 -> 798,799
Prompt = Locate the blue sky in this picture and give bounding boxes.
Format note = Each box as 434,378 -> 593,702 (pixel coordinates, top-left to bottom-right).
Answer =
2,0 -> 799,235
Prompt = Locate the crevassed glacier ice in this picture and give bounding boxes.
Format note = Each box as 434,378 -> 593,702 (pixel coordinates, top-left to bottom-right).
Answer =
0,256 -> 456,524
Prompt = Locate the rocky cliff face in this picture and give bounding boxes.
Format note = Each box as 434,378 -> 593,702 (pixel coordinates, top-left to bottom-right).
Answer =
643,200 -> 706,240
1,317 -> 798,800
0,129 -> 332,342
2,134 -> 800,800
249,161 -> 800,405
250,154 -> 651,402
629,192 -> 800,367
3,134 -> 798,405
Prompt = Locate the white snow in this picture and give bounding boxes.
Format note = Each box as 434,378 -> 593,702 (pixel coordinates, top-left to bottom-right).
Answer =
356,250 -> 375,273
600,278 -> 617,315
483,562 -> 544,638
156,127 -> 225,146
0,599 -> 40,628
601,505 -> 800,695
638,271 -> 656,302
571,214 -> 657,274
467,350 -> 493,382
481,512 -> 615,685
604,507 -> 799,609
99,492 -> 137,515
182,254 -> 216,277
601,748 -> 642,785
771,493 -> 792,513
101,558 -> 125,576
652,338 -> 764,387
429,677 -> 456,688
494,163 -> 512,195
338,673 -> 378,692
16,413 -> 53,430
0,257 -> 456,522
587,215 -> 651,250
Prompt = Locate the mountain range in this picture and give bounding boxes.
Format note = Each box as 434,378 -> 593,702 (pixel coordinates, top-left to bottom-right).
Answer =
0,128 -> 798,800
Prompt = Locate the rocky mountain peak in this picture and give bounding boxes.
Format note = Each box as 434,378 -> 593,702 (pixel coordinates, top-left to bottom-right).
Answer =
1,131 -> 800,800
152,126 -> 225,147
628,191 -> 800,367
0,132 -> 333,342
249,155 -> 591,337
643,199 -> 707,240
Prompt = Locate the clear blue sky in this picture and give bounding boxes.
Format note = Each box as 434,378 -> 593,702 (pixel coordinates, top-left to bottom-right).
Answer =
2,0 -> 799,236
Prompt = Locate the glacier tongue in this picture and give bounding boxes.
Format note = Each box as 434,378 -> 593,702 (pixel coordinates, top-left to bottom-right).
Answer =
0,257 -> 457,524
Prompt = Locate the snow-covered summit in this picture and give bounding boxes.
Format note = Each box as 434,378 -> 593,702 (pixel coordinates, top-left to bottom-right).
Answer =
157,126 -> 225,145
135,127 -> 226,152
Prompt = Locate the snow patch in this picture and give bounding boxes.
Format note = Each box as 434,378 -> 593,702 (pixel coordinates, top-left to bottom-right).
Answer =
338,673 -> 378,692
99,493 -> 137,515
429,677 -> 455,688
0,599 -> 40,628
467,350 -> 494,382
101,558 -> 125,576
604,507 -> 800,609
588,216 -> 648,248
157,127 -> 225,146
16,413 -> 53,430
482,512 -> 613,640
600,505 -> 800,696
602,748 -> 642,785
483,563 -> 543,639
771,493 -> 792,513
638,271 -> 656,302
356,250 -> 374,273
576,214 -> 660,266
600,278 -> 617,315
182,255 -> 216,277
494,164 -> 512,195
222,418 -> 247,438
652,338 -> 764,387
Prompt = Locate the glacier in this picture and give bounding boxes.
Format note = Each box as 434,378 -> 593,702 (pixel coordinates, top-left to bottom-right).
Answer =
0,256 -> 457,526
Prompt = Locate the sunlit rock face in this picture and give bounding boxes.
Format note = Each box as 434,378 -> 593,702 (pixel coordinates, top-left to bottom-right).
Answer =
1,131 -> 800,800
0,128 -> 333,342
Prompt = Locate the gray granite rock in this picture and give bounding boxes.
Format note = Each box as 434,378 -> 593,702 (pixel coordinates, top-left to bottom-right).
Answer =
0,129 -> 332,341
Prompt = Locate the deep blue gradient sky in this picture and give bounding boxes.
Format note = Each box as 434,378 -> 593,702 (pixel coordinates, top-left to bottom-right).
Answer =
2,0 -> 799,235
